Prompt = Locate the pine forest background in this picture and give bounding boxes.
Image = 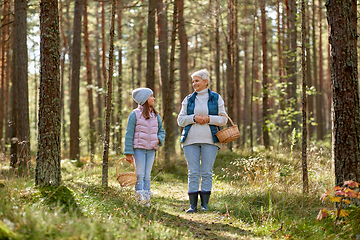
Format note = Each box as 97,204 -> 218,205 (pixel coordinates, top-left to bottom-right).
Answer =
0,0 -> 345,169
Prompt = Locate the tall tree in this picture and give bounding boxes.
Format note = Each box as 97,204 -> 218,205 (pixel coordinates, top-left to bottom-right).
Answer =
0,0 -> 7,153
15,0 -> 30,174
95,4 -> 103,139
84,0 -> 95,162
116,0 -> 123,154
102,0 -> 116,187
242,1 -> 249,145
306,0 -> 314,139
260,0 -> 269,148
316,0 -> 324,140
215,0 -> 220,94
301,0 -> 308,194
59,0 -> 69,154
146,0 -> 156,91
226,0 -> 235,150
167,0 -> 177,164
311,0 -> 318,139
287,0 -> 297,132
36,0 -> 61,187
69,0 -> 83,161
250,11 -> 257,153
177,0 -> 189,100
326,0 -> 360,185
156,0 -> 173,164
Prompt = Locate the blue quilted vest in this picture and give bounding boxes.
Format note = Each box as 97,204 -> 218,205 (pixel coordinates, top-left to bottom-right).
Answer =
180,89 -> 221,143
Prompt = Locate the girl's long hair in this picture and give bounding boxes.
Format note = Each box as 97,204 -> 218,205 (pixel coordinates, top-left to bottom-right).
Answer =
142,101 -> 158,119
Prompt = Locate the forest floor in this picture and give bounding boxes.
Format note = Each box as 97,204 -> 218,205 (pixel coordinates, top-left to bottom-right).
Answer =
1,144 -> 360,239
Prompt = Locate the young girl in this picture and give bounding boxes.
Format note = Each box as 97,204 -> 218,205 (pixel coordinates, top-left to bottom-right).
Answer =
124,87 -> 165,206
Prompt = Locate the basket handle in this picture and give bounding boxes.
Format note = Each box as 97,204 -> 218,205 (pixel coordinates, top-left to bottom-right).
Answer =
220,114 -> 236,126
116,157 -> 136,176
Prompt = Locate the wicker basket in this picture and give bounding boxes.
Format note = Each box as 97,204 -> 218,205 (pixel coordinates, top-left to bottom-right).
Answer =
215,115 -> 240,143
116,157 -> 137,187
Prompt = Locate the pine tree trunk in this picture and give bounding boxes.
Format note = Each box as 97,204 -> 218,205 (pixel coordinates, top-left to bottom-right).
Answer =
36,0 -> 61,187
84,0 -> 95,162
288,0 -> 297,133
146,0 -> 156,91
301,0 -> 308,194
312,0 -> 318,140
4,23 -> 11,155
167,0 -> 177,163
242,1 -> 249,146
326,0 -> 360,185
116,0 -> 123,154
215,0 -> 220,94
177,0 -> 189,100
15,0 -> 30,174
10,24 -> 19,169
96,4 -> 103,138
70,0 -> 83,161
250,11 -> 256,152
137,26 -> 143,89
260,0 -> 269,148
59,0 -> 68,155
316,0 -> 324,140
306,0 -> 313,139
0,0 -> 7,153
226,0 -> 235,149
102,0 -> 116,188
156,0 -> 172,164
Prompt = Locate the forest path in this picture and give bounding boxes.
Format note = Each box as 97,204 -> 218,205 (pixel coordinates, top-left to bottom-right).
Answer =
146,177 -> 262,239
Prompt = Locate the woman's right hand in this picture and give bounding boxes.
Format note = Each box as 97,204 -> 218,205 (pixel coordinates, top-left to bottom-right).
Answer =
125,154 -> 134,163
194,115 -> 210,124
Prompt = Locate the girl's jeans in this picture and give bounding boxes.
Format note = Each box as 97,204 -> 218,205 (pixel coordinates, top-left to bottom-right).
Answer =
183,143 -> 219,193
134,148 -> 156,191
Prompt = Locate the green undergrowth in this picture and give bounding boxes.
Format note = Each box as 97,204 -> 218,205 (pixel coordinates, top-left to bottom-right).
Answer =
0,143 -> 359,239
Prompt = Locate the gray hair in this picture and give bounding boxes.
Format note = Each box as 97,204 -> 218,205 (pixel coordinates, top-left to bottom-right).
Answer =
191,69 -> 210,82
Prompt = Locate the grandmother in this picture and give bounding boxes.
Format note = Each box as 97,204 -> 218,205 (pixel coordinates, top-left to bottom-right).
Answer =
177,69 -> 228,213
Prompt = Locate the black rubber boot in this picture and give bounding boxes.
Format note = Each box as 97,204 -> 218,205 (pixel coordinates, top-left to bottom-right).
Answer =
199,191 -> 211,211
186,192 -> 198,213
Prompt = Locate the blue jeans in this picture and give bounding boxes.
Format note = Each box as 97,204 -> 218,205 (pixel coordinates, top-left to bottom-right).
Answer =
134,148 -> 156,191
183,143 -> 219,193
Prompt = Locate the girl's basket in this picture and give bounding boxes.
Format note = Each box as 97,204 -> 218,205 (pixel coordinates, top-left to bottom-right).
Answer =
215,114 -> 240,143
116,157 -> 137,187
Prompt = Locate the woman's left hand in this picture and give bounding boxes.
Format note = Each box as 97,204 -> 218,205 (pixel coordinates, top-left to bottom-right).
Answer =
196,115 -> 210,124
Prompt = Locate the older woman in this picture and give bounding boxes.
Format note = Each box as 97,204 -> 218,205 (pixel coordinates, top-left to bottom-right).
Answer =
177,69 -> 228,213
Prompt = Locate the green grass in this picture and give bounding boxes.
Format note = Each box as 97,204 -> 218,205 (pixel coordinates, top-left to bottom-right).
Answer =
0,143 -> 359,239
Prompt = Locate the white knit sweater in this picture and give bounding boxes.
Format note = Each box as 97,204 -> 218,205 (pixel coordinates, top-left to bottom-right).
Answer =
177,88 -> 228,147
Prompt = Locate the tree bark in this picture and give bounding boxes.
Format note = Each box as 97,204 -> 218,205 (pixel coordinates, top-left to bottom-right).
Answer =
36,0 -> 61,187
69,0 -> 83,161
167,0 -> 177,164
326,0 -> 360,185
301,0 -> 308,194
15,0 -> 30,174
311,0 -> 318,139
146,0 -> 156,91
116,0 -> 123,154
215,0 -> 220,94
242,1 -> 249,146
0,1 -> 7,153
226,0 -> 235,149
84,0 -> 95,162
102,0 -> 116,187
260,0 -> 269,148
96,4 -> 103,139
316,0 -> 324,140
177,0 -> 189,100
